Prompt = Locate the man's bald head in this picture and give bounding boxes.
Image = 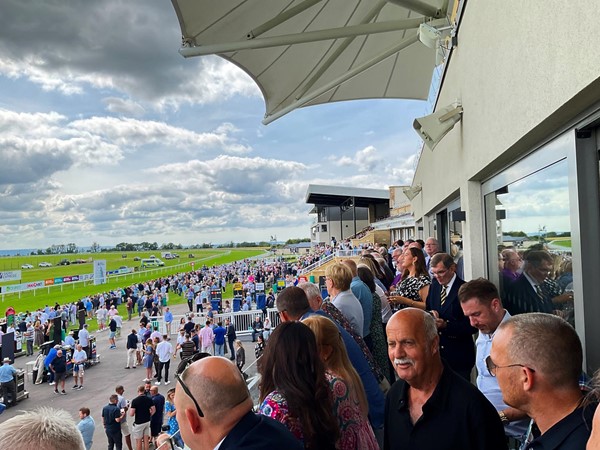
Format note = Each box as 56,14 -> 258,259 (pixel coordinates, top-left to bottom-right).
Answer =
183,356 -> 251,421
150,386 -> 159,395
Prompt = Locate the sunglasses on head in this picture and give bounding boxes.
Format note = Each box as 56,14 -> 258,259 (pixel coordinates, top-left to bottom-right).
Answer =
175,352 -> 211,418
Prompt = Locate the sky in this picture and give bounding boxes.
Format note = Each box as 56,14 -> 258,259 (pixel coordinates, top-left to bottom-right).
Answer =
0,0 -> 431,251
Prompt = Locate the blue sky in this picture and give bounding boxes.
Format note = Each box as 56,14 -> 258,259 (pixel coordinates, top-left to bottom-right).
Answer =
0,0 -> 429,250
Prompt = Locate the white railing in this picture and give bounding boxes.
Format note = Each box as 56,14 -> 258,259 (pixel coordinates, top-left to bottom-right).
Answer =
297,253 -> 335,275
146,307 -> 281,337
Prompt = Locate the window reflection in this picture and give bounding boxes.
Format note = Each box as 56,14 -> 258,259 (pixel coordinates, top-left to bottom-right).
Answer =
485,159 -> 574,326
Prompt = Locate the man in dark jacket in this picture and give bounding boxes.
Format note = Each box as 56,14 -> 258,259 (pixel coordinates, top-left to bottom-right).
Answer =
126,329 -> 139,369
225,318 -> 236,360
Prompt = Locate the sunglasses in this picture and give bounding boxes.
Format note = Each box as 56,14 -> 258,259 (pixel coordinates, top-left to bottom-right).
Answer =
175,352 -> 211,418
485,355 -> 535,377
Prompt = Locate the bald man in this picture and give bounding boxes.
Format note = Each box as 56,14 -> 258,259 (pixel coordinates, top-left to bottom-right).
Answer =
175,356 -> 302,450
384,308 -> 506,450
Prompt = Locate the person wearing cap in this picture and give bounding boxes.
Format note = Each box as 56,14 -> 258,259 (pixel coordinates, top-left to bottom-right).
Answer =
44,344 -> 61,386
65,330 -> 76,347
0,357 -> 17,408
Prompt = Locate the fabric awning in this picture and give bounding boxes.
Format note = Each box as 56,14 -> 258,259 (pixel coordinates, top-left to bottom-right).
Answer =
170,0 -> 449,124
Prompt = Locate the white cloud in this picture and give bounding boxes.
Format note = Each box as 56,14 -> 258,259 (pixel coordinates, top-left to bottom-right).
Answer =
103,97 -> 146,117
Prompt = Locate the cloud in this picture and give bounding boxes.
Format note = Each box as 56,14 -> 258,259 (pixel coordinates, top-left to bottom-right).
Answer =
331,145 -> 382,171
0,1 -> 259,112
0,108 -> 254,189
103,97 -> 146,117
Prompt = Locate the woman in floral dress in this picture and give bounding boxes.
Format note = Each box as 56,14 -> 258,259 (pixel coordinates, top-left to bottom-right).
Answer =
258,321 -> 338,449
303,315 -> 379,450
388,246 -> 431,310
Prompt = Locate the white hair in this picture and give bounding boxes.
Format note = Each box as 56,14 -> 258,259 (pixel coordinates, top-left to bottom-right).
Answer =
0,407 -> 85,450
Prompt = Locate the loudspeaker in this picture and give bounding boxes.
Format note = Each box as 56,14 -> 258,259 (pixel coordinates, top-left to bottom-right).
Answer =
413,104 -> 463,151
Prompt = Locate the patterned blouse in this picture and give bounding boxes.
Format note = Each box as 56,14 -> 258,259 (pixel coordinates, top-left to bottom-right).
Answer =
258,391 -> 305,444
392,275 -> 431,310
326,372 -> 379,450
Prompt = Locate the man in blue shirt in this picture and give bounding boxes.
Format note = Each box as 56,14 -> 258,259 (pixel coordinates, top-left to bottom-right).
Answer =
0,357 -> 17,408
213,321 -> 227,356
342,259 -> 373,341
164,307 -> 173,336
77,406 -> 96,450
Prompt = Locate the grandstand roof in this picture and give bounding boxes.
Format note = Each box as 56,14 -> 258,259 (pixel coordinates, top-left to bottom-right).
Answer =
305,184 -> 389,208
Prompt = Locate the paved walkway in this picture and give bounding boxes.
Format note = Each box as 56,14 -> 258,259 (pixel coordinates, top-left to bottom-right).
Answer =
0,300 -> 260,450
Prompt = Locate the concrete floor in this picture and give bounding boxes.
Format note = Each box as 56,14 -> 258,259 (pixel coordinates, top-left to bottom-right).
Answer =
0,300 -> 260,450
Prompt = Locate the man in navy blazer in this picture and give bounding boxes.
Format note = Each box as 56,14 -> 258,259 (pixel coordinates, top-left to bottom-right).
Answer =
426,253 -> 477,380
175,356 -> 302,450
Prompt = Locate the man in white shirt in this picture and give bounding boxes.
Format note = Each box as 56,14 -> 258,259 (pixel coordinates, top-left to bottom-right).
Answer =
459,278 -> 529,443
71,344 -> 88,390
154,334 -> 173,385
78,324 -> 91,360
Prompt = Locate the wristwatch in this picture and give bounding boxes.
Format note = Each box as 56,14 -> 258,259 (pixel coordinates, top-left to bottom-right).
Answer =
499,411 -> 510,424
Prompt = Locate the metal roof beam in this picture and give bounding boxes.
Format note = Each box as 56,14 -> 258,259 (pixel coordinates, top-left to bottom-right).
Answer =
295,0 -> 388,100
247,0 -> 323,39
386,0 -> 444,18
179,18 -> 427,57
263,32 -> 420,124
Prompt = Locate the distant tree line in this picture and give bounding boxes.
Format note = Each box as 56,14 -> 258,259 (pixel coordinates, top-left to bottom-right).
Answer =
29,237 -> 311,255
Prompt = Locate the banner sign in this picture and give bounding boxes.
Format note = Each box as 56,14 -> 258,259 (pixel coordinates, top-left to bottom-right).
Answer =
94,260 -> 107,285
1,273 -> 90,294
2,280 -> 45,294
0,270 -> 22,282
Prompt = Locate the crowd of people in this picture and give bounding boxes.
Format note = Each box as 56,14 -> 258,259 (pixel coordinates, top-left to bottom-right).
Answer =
1,240 -> 600,450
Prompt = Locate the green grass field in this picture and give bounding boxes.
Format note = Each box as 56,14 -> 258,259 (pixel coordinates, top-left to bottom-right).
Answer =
548,238 -> 572,248
0,249 -> 266,329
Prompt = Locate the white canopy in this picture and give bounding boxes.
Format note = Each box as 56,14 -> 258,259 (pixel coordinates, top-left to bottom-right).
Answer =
170,0 -> 449,124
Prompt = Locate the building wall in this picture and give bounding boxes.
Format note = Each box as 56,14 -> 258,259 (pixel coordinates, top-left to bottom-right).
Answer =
412,0 -> 600,277
411,0 -> 600,371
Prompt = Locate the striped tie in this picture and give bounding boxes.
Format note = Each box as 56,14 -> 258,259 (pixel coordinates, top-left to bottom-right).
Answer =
440,285 -> 448,306
535,284 -> 544,299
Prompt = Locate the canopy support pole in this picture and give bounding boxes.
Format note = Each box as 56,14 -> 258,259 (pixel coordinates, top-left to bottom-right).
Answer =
386,0 -> 444,18
295,0 -> 388,100
263,33 -> 420,124
247,0 -> 323,39
179,17 -> 428,57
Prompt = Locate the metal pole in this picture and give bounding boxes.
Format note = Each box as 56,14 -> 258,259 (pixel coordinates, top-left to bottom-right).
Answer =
180,18 -> 427,57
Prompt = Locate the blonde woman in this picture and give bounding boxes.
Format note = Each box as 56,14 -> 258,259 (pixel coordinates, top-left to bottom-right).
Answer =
143,338 -> 154,381
303,315 -> 378,450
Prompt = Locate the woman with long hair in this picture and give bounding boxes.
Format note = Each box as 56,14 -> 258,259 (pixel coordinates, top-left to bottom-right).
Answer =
303,315 -> 378,450
388,247 -> 431,310
258,321 -> 338,449
143,338 -> 154,381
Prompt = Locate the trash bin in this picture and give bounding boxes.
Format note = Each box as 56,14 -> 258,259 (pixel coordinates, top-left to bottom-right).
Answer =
210,299 -> 220,313
233,297 -> 241,312
256,294 -> 266,311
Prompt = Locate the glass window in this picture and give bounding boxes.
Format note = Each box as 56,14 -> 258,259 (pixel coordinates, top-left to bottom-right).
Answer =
485,159 -> 574,326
